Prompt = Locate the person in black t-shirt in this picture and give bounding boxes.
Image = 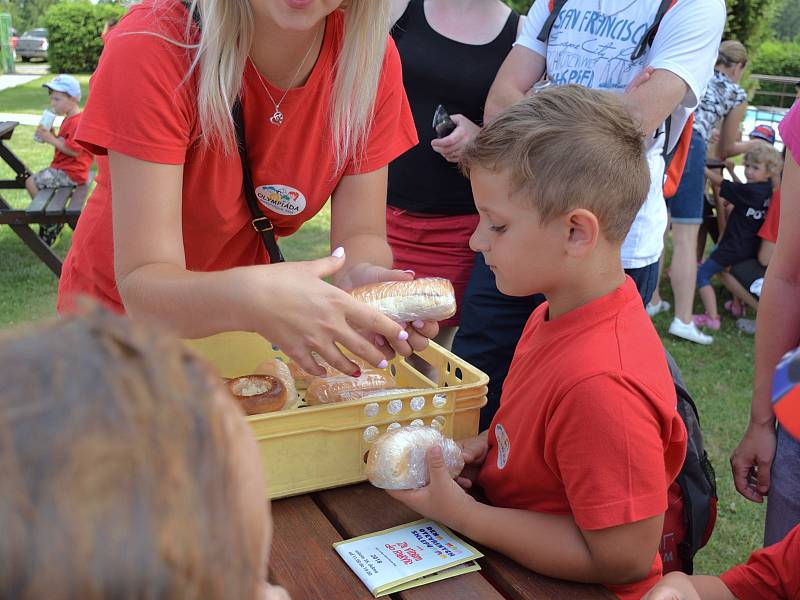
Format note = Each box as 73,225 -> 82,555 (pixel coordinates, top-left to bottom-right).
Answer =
693,142 -> 783,330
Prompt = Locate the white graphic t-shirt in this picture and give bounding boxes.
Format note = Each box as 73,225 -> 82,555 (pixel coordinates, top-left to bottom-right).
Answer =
517,0 -> 725,268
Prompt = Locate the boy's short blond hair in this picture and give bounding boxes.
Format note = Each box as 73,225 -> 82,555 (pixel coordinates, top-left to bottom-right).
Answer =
461,85 -> 650,243
745,140 -> 783,179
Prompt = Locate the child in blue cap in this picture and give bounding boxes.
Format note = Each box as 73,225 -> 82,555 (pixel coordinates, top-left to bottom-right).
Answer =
26,74 -> 93,246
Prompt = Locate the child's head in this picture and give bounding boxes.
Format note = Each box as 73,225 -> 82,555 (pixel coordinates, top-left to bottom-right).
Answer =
42,74 -> 81,115
460,84 -> 649,296
744,141 -> 783,183
0,308 -> 281,599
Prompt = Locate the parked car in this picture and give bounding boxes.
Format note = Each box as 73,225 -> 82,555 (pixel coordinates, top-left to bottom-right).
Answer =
16,28 -> 48,62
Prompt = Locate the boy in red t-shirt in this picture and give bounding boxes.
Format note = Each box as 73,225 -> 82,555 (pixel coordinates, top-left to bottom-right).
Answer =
26,74 -> 93,246
389,85 -> 687,600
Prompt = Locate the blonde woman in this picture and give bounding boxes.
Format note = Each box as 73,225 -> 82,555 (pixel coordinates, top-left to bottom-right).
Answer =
58,0 -> 436,376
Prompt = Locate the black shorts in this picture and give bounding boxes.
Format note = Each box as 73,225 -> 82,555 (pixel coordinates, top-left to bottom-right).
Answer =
729,258 -> 766,292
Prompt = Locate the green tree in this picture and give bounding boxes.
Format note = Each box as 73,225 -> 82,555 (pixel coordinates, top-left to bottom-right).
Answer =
504,0 -> 533,12
770,0 -> 800,41
44,0 -> 124,72
10,0 -> 59,32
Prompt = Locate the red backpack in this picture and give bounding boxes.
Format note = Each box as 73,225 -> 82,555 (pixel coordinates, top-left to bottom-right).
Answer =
538,2 -> 718,573
538,0 -> 693,198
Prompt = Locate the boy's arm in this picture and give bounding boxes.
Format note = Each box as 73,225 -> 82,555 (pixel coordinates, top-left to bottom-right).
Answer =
390,447 -> 662,583
50,136 -> 80,157
704,167 -> 723,187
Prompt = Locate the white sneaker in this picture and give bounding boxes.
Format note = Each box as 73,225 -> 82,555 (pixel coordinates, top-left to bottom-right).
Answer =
669,317 -> 713,345
646,300 -> 671,317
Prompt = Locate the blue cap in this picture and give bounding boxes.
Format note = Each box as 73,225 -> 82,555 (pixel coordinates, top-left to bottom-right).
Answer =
43,74 -> 81,101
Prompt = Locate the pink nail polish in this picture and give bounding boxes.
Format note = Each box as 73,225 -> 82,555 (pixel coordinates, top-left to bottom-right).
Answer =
398,330 -> 409,341
412,320 -> 425,329
403,270 -> 416,277
378,359 -> 389,369
331,246 -> 345,258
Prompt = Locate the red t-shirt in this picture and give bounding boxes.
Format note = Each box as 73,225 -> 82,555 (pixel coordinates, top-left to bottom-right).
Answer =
477,278 -> 687,600
49,112 -> 93,185
58,1 -> 417,312
758,188 -> 781,244
720,523 -> 800,600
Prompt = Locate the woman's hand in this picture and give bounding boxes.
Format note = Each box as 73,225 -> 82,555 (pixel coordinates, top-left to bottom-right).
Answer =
730,420 -> 777,503
387,445 -> 477,531
455,431 -> 489,489
431,115 -> 480,163
337,261 -> 440,354
237,250 -> 413,377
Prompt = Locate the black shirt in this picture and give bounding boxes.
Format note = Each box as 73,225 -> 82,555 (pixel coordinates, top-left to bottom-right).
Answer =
711,180 -> 773,267
388,0 -> 519,215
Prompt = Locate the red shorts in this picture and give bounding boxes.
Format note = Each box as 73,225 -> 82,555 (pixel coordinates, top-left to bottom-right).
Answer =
386,206 -> 479,327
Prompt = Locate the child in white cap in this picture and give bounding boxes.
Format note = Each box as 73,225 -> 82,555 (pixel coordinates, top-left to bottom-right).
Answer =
26,74 -> 93,246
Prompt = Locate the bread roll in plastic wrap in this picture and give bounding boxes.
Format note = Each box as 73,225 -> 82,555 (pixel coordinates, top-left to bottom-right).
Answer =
288,353 -> 368,389
305,369 -> 394,405
350,277 -> 457,322
366,426 -> 464,489
254,358 -> 299,409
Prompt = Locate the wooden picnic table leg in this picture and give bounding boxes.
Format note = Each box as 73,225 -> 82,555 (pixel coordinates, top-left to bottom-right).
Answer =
0,142 -> 32,189
7,222 -> 63,276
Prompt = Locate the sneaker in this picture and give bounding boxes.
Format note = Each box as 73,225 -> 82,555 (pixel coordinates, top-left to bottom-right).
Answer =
669,317 -> 713,345
38,223 -> 64,247
646,299 -> 671,317
693,313 -> 721,331
736,318 -> 756,335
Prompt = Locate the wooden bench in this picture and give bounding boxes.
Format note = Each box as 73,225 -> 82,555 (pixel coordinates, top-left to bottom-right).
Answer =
0,120 -> 90,277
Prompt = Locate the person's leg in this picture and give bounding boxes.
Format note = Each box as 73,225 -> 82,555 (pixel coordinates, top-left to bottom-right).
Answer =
452,253 -> 544,430
719,272 -> 759,311
670,222 -> 702,324
25,175 -> 38,198
697,284 -> 719,320
764,427 -> 800,546
646,227 -> 671,316
624,260 -> 659,306
694,257 -> 724,326
668,251 -> 715,344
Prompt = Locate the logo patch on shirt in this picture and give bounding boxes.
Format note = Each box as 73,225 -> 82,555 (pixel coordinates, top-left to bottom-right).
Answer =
495,423 -> 510,470
255,184 -> 306,216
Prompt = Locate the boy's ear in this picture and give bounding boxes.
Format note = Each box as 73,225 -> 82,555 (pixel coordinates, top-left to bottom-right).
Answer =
564,209 -> 600,258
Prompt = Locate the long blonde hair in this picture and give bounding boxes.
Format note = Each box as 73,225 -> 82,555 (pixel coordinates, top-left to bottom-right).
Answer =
185,0 -> 391,169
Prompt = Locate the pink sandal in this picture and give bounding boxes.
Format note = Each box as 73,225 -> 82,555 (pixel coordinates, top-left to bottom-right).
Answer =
724,299 -> 745,318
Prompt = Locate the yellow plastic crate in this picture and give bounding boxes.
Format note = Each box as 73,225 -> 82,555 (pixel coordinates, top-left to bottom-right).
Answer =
184,332 -> 488,499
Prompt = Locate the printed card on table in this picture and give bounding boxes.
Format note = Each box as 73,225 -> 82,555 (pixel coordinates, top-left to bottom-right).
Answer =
333,519 -> 483,597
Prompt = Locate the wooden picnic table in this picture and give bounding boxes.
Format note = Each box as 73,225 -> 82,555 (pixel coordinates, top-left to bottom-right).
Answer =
0,120 -> 90,276
269,482 -> 613,599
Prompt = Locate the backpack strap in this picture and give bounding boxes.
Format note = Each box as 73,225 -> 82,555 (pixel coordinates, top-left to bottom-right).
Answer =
182,0 -> 284,264
631,0 -> 676,60
537,0 -> 569,43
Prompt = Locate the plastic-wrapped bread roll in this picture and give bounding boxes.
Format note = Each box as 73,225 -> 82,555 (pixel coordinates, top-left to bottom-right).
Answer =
305,370 -> 394,405
350,277 -> 457,322
288,353 -> 368,389
366,426 -> 464,489
254,358 -> 299,409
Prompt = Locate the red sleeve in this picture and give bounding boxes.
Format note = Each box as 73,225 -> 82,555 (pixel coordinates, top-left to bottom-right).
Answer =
545,374 -> 687,531
758,188 -> 781,243
343,36 -> 418,176
76,4 -> 198,165
719,524 -> 800,600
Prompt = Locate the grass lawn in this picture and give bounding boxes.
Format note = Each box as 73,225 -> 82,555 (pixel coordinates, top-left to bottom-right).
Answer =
0,77 -> 766,577
1,74 -> 91,114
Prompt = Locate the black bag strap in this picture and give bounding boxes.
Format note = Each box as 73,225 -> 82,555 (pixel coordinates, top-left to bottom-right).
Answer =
182,0 -> 284,264
537,0 -> 569,43
232,100 -> 285,263
631,0 -> 674,60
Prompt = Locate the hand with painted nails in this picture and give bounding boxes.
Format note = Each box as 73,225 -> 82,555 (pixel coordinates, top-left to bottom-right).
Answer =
232,248 -> 411,378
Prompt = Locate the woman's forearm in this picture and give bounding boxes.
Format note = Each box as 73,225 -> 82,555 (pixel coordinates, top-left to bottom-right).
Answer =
117,263 -> 254,338
332,233 -> 393,288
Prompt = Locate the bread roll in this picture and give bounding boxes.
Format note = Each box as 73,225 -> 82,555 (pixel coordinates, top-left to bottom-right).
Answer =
254,358 -> 299,409
288,353 -> 368,389
350,277 -> 457,322
226,375 -> 289,415
305,370 -> 394,405
366,426 -> 464,489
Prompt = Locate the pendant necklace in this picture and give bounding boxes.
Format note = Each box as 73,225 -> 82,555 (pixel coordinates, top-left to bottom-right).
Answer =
251,26 -> 321,126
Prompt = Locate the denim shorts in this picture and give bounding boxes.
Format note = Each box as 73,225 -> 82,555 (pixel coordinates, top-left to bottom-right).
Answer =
666,130 -> 707,224
764,426 -> 800,545
697,257 -> 724,288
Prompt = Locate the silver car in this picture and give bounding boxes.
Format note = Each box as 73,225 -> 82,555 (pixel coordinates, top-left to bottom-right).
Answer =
16,28 -> 48,62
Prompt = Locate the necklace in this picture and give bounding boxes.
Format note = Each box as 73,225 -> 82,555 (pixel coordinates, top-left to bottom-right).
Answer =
250,26 -> 321,127
596,0 -> 638,18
